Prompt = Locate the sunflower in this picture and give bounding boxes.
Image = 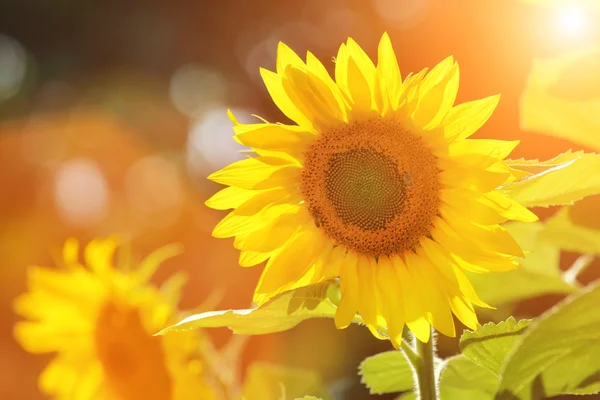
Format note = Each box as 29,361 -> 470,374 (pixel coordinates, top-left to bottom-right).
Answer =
206,33 -> 537,346
14,237 -> 218,400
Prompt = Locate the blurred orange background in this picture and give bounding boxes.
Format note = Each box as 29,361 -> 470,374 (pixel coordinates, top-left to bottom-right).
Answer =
2,0 -> 600,398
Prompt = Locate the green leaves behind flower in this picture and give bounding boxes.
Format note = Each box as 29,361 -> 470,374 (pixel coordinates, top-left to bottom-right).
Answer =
460,286 -> 600,399
520,48 -> 600,151
541,199 -> 600,255
460,317 -> 532,375
360,351 -> 497,400
468,221 -> 577,308
359,351 -> 414,395
497,282 -> 600,399
361,285 -> 600,399
361,318 -> 528,399
517,41 -> 600,260
157,281 -> 339,336
242,362 -> 330,400
502,151 -> 600,208
438,356 -> 498,400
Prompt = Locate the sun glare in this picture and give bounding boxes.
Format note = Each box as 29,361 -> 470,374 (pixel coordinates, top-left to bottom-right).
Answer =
559,7 -> 587,35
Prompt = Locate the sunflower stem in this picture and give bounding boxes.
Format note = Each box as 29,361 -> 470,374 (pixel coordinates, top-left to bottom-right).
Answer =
414,328 -> 438,400
400,338 -> 419,369
563,254 -> 595,285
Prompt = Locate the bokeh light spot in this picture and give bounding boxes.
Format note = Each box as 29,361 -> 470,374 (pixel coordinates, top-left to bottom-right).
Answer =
0,35 -> 28,101
373,0 -> 429,27
187,107 -> 249,173
169,64 -> 227,117
54,158 -> 110,226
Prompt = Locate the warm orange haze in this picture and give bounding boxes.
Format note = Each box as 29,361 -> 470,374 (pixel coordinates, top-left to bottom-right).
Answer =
2,0 -> 600,399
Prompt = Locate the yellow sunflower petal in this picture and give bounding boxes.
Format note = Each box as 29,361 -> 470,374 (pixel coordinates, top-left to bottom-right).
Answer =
441,189 -> 507,225
442,211 -> 524,257
62,238 -> 79,267
440,164 -> 510,192
412,56 -> 459,129
405,252 -> 455,337
376,32 -> 402,114
337,38 -> 377,117
205,187 -> 266,211
213,204 -> 297,239
335,250 -> 360,329
14,320 -> 90,353
253,228 -> 326,304
368,258 -> 389,334
234,123 -> 315,155
276,41 -> 305,75
306,51 -> 349,118
443,94 -> 501,141
418,238 -> 490,308
449,296 -> 479,331
39,356 -> 80,396
433,219 -> 521,271
305,51 -> 331,81
397,68 -> 429,114
311,244 -> 336,279
356,255 -> 378,328
212,191 -> 297,238
208,156 -> 299,190
136,243 -> 183,283
239,210 -> 308,253
480,191 -> 539,222
334,43 -> 350,98
84,237 -> 119,276
321,245 -> 346,279
391,255 -> 431,342
260,67 -> 315,131
376,256 -> 406,348
239,250 -> 271,267
449,139 -> 519,159
282,66 -> 347,129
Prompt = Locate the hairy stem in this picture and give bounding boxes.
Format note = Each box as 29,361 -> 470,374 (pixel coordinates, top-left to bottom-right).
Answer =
401,338 -> 419,369
414,328 -> 437,400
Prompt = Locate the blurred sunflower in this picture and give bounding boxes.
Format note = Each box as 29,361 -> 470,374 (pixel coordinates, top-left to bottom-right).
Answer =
206,33 -> 537,345
14,237 -> 218,400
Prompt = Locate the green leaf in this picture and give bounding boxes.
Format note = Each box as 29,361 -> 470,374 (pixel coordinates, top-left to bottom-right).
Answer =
501,152 -> 600,207
504,221 -> 559,275
460,317 -> 532,375
242,362 -> 330,400
396,357 -> 500,400
157,282 -> 338,335
294,397 -> 323,400
438,356 -> 499,400
520,49 -> 600,152
540,206 -> 600,255
497,283 -> 600,399
505,151 -> 583,173
359,351 -> 414,394
470,270 -> 576,308
468,222 -> 576,306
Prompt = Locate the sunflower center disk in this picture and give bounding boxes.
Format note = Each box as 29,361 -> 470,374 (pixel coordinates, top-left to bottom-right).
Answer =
301,119 -> 441,257
326,148 -> 407,230
95,302 -> 172,398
